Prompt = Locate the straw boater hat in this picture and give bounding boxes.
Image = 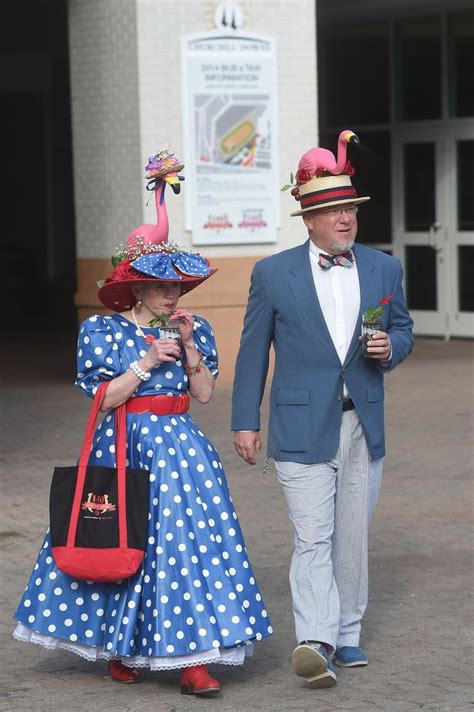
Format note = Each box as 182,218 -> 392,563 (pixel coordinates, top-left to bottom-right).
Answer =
98,149 -> 217,312
284,130 -> 371,216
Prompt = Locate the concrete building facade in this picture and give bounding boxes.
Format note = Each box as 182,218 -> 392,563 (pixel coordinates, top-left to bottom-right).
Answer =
70,0 -> 318,381
3,0 -> 472,380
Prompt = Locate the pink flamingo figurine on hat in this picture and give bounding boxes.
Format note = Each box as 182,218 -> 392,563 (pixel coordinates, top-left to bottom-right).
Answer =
296,129 -> 360,179
126,149 -> 185,249
282,130 -> 370,216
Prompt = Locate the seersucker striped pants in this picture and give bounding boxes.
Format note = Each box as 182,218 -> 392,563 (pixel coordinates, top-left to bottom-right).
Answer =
275,409 -> 383,649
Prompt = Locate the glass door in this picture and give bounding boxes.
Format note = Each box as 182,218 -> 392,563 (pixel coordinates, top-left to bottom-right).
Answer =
392,128 -> 447,336
392,126 -> 474,338
450,129 -> 474,337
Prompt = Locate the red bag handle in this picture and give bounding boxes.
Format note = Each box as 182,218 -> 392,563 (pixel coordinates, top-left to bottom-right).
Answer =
66,382 -> 128,549
114,396 -> 128,549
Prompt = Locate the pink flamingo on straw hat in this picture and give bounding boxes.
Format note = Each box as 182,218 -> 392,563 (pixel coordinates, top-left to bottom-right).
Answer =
126,149 -> 185,249
296,129 -> 360,182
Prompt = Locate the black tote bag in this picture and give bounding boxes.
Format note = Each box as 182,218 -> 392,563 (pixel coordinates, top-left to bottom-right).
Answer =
50,382 -> 149,581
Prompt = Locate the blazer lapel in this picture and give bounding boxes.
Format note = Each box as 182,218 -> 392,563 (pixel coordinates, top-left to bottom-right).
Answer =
344,243 -> 378,367
288,241 -> 340,365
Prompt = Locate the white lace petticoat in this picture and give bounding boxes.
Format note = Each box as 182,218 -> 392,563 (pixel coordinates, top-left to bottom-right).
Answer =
13,623 -> 253,671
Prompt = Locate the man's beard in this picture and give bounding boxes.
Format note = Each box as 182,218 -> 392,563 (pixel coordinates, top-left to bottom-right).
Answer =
329,237 -> 355,254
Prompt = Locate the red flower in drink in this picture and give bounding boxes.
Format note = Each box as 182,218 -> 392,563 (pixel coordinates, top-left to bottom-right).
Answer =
363,294 -> 393,322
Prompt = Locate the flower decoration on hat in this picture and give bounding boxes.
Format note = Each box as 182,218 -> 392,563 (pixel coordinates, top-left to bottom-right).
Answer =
282,161 -> 356,196
111,237 -> 184,268
144,148 -> 185,198
97,237 -> 217,311
145,148 -> 184,181
295,167 -> 313,184
103,238 -> 211,283
281,172 -> 301,200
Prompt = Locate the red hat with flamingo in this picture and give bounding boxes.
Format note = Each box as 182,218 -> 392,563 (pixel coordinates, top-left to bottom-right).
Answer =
283,130 -> 371,216
98,149 -> 217,312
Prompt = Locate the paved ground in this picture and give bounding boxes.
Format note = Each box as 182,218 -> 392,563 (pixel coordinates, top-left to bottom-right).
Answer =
0,332 -> 473,712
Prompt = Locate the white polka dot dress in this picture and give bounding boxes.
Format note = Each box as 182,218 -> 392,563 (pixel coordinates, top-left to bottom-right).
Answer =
13,315 -> 272,669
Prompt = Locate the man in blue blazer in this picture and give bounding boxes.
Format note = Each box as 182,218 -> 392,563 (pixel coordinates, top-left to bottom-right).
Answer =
231,138 -> 413,689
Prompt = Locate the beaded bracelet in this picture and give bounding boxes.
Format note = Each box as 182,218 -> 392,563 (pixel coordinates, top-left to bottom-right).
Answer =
184,354 -> 206,377
129,360 -> 151,381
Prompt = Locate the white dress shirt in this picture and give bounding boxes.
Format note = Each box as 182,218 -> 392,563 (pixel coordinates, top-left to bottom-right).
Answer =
308,240 -> 360,396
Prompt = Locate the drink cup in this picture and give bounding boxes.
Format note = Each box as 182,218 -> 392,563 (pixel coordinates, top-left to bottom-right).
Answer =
159,318 -> 183,346
361,320 -> 381,357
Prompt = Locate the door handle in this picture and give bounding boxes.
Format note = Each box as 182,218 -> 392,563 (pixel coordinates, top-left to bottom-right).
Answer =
429,222 -> 443,252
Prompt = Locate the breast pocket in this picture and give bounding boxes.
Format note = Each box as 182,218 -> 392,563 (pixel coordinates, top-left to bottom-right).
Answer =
274,389 -> 311,452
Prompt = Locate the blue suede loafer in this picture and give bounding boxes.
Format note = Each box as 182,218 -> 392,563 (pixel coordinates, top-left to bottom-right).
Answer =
293,642 -> 337,688
334,646 -> 368,667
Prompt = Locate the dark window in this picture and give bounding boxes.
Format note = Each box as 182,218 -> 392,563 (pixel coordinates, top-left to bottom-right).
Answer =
319,130 -> 391,245
2,94 -> 47,318
457,140 -> 474,231
448,10 -> 474,118
396,15 -> 442,121
318,22 -> 390,126
458,246 -> 474,312
405,246 -> 437,310
404,143 -> 435,232
0,0 -> 76,325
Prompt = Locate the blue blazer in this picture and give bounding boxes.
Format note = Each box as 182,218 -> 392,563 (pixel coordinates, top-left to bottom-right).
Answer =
231,241 -> 414,463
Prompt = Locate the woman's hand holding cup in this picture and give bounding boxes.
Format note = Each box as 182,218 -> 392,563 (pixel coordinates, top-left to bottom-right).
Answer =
170,309 -> 195,348
140,338 -> 181,371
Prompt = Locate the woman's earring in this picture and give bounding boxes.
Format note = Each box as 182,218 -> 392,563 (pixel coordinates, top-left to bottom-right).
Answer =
136,299 -> 142,311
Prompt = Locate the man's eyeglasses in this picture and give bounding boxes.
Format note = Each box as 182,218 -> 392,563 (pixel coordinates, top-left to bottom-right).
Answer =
318,205 -> 359,218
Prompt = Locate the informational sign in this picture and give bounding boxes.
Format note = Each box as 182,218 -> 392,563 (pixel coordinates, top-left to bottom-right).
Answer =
181,30 -> 279,245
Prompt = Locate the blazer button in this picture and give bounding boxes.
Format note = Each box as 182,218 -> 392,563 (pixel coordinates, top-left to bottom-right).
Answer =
341,368 -> 347,373
336,395 -> 343,401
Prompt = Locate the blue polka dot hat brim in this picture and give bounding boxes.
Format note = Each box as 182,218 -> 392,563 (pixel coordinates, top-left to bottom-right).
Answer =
98,271 -> 218,312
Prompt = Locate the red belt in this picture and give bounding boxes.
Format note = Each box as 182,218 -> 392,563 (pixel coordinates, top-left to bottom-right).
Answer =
126,393 -> 190,416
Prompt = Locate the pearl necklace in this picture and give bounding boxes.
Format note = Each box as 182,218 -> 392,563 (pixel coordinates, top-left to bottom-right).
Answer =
131,306 -> 155,344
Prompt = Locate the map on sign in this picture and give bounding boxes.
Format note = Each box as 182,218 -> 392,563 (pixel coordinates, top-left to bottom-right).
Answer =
194,94 -> 271,169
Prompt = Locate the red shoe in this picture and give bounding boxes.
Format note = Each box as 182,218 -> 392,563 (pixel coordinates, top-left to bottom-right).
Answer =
180,664 -> 221,697
107,659 -> 139,684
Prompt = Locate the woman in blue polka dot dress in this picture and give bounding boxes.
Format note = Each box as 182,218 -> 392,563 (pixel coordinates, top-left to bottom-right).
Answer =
13,239 -> 273,697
